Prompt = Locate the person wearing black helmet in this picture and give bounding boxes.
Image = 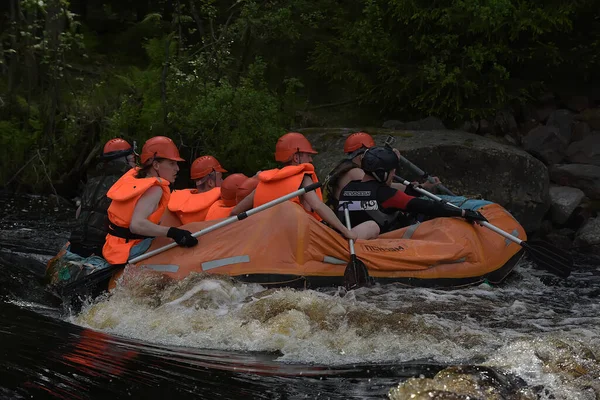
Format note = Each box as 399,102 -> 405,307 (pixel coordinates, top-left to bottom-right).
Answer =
337,146 -> 487,239
69,138 -> 137,257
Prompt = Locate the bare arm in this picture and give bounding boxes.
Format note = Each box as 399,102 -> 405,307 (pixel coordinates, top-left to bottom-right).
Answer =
300,176 -> 357,240
130,186 -> 171,237
229,190 -> 255,216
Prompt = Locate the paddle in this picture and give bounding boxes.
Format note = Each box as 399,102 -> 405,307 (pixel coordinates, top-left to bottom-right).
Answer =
60,182 -> 323,299
342,203 -> 370,290
393,175 -> 573,278
384,135 -> 456,196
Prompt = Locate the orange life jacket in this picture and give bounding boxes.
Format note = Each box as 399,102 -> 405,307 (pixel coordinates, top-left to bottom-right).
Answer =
253,163 -> 323,221
102,168 -> 171,264
168,187 -> 221,224
205,199 -> 234,221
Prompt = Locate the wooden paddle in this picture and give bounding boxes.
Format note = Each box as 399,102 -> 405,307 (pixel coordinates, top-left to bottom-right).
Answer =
394,175 -> 573,278
60,182 -> 323,299
342,203 -> 371,290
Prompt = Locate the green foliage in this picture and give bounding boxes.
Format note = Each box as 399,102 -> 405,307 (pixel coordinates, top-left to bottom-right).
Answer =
311,0 -> 600,122
1,0 -> 599,193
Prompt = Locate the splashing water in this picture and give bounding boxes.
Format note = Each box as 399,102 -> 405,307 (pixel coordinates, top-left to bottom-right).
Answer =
69,260 -> 600,399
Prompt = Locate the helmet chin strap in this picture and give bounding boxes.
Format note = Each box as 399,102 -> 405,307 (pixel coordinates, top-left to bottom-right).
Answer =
370,170 -> 388,183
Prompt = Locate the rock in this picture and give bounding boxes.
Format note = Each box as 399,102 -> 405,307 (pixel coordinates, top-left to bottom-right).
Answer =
548,185 -> 585,224
546,109 -> 575,144
493,109 -> 518,138
574,217 -> 600,255
384,117 -> 446,131
478,119 -> 491,134
536,105 -> 556,123
382,120 -> 404,129
303,128 -> 550,232
460,121 -> 477,133
566,136 -> 600,166
575,108 -> 600,130
538,219 -> 554,237
565,201 -> 595,231
503,134 -> 517,145
572,121 -> 592,142
545,228 -> 575,250
562,95 -> 590,112
550,164 -> 600,200
404,116 -> 446,131
519,119 -> 540,138
522,125 -> 566,165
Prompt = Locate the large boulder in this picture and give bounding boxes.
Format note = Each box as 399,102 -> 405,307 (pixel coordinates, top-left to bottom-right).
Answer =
574,217 -> 600,256
522,125 -> 566,165
566,136 -> 600,166
548,185 -> 585,225
302,128 -> 550,232
575,108 -> 600,130
571,121 -> 592,142
546,109 -> 575,144
550,164 -> 600,200
382,116 -> 446,131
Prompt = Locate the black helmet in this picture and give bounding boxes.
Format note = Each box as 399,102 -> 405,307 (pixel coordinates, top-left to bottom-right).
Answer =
361,146 -> 398,182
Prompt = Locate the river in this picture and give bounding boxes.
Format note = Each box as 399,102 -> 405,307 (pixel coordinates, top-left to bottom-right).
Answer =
1,192 -> 599,399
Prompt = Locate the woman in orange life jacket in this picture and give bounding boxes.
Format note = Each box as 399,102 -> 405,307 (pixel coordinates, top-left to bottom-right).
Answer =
102,136 -> 198,265
167,155 -> 227,224
324,132 -> 443,211
205,173 -> 249,220
230,132 -> 357,241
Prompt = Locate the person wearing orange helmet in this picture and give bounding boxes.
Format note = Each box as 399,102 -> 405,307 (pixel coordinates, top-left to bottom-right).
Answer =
205,173 -> 249,220
230,132 -> 357,241
167,155 -> 228,224
69,138 -> 137,258
102,136 -> 198,265
324,132 -> 442,212
235,176 -> 259,205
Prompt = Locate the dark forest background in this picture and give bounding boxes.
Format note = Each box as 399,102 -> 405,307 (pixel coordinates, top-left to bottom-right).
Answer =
1,0 -> 599,196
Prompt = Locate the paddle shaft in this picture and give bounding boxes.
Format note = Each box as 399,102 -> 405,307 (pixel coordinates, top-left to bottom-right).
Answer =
342,204 -> 356,255
395,175 -> 523,246
396,155 -> 456,196
129,182 -> 322,264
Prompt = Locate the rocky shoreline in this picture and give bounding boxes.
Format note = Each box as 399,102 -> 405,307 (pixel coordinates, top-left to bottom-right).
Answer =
303,95 -> 599,255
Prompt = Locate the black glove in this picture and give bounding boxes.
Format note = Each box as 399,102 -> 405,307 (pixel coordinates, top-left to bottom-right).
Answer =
167,227 -> 198,247
463,209 -> 488,224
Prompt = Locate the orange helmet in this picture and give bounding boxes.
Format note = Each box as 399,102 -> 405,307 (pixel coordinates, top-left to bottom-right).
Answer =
236,176 -> 259,204
190,155 -> 228,180
102,138 -> 133,160
140,136 -> 185,164
220,173 -> 248,207
274,132 -> 317,162
344,132 -> 375,154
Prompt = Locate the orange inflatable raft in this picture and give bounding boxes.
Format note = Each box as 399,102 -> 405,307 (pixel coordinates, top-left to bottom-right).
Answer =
111,198 -> 526,289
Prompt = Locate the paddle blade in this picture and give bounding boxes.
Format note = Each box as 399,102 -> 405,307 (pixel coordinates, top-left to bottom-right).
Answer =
522,240 -> 573,278
343,255 -> 370,291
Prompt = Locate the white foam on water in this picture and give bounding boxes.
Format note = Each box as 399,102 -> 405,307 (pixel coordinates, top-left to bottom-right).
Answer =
69,259 -> 600,396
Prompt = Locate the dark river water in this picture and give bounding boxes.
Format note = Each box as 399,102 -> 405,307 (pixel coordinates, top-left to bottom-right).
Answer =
1,192 -> 600,399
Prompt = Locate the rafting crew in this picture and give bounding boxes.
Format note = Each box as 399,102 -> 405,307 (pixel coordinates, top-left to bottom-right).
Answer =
68,138 -> 137,258
324,131 -> 443,212
230,132 -> 357,241
102,136 -> 198,265
167,155 -> 228,224
337,146 -> 487,240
